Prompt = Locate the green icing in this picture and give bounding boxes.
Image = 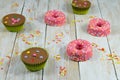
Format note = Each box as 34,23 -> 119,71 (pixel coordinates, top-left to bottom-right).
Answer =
5,25 -> 24,32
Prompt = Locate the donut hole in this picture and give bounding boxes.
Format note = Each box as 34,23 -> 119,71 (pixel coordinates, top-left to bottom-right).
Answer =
97,23 -> 103,27
76,44 -> 83,50
53,15 -> 58,18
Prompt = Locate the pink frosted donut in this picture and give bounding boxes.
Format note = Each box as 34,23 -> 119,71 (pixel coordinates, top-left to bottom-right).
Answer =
44,10 -> 66,26
66,39 -> 93,62
87,18 -> 110,37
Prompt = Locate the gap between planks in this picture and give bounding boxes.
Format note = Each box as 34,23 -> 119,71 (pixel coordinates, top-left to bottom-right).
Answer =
97,0 -> 119,80
4,1 -> 25,80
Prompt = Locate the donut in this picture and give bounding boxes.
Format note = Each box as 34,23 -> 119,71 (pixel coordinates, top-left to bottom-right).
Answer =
87,18 -> 110,37
44,10 -> 66,26
66,39 -> 93,62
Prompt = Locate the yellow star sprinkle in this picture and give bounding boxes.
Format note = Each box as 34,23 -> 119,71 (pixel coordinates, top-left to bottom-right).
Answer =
5,17 -> 9,19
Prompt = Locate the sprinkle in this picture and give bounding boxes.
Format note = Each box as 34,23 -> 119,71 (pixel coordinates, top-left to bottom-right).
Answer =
24,55 -> 28,58
18,30 -> 41,45
27,9 -> 32,12
30,34 -> 34,37
22,38 -> 26,42
17,18 -> 21,21
89,16 -> 96,19
59,66 -> 67,77
19,34 -> 24,37
25,41 -> 32,45
70,20 -> 82,26
106,53 -> 120,64
31,59 -> 34,62
116,61 -> 120,64
36,50 -> 40,53
6,56 -> 11,60
4,21 -> 7,24
36,30 -> 40,35
39,56 -> 43,59
33,53 -> 37,57
0,62 -> 3,65
13,15 -> 17,18
51,32 -> 64,44
98,48 -> 105,52
54,54 -> 61,61
92,42 -> 98,47
15,52 -> 19,55
107,54 -> 116,58
11,2 -> 19,8
12,18 -> 14,21
26,51 -> 30,54
84,2 -> 88,5
29,17 -> 33,21
5,17 -> 9,19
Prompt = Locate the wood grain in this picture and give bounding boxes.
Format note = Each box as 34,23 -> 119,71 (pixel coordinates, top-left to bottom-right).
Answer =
5,0 -> 48,80
98,0 -> 120,79
43,0 -> 80,80
0,0 -> 24,80
0,0 -> 119,80
75,0 -> 117,80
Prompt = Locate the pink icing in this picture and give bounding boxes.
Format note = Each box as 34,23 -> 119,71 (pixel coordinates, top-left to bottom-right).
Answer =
66,39 -> 93,62
87,18 -> 110,37
44,10 -> 66,26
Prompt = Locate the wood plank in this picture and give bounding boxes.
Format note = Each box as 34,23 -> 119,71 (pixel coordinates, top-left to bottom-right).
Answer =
0,0 -> 24,80
98,0 -> 120,79
5,0 -> 48,80
75,0 -> 117,80
43,0 -> 80,80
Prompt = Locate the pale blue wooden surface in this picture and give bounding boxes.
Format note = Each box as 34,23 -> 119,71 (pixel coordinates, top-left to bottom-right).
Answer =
0,0 -> 120,80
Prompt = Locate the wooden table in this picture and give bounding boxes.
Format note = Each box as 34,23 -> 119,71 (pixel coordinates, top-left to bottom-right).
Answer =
0,0 -> 120,80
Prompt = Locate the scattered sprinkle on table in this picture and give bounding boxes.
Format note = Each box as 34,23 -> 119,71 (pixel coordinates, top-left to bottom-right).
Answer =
54,54 -> 61,61
11,2 -> 19,8
106,53 -> 120,64
19,30 -> 41,45
89,15 -> 96,19
59,66 -> 67,77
